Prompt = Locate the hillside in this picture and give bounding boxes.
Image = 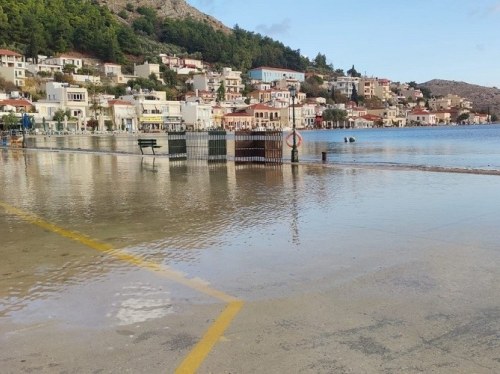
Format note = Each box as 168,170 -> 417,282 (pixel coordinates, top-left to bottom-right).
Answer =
97,0 -> 230,32
419,79 -> 500,116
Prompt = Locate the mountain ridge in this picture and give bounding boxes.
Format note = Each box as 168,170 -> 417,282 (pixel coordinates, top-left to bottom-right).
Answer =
419,79 -> 500,115
97,0 -> 230,32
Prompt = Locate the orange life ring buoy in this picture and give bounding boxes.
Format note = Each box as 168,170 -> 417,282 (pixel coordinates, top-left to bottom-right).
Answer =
286,131 -> 302,148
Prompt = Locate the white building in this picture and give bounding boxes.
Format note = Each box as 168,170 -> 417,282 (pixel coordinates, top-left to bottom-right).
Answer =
407,109 -> 436,125
26,61 -> 62,76
43,55 -> 83,72
100,63 -> 129,84
0,49 -> 27,87
120,90 -> 182,131
182,101 -> 213,130
192,67 -> 243,101
36,82 -> 88,120
288,103 -> 316,129
108,99 -> 139,132
134,62 -> 162,82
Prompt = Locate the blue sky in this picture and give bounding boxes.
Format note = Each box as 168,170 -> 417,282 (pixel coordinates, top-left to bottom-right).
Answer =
186,0 -> 500,88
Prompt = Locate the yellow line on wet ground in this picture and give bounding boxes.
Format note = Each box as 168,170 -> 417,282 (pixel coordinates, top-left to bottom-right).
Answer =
0,200 -> 243,372
175,300 -> 244,373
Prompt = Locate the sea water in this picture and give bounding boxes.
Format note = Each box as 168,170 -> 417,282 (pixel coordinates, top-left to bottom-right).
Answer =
297,124 -> 500,170
26,125 -> 500,171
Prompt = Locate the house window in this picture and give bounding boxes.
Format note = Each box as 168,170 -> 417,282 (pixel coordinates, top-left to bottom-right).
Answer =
68,93 -> 84,101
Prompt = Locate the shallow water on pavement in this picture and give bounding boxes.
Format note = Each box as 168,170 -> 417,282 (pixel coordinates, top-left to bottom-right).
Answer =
1,148 -> 499,372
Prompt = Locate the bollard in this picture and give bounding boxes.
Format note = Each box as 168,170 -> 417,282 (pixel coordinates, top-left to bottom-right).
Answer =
322,151 -> 327,162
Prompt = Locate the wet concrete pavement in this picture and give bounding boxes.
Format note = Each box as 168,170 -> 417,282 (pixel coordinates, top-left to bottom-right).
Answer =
1,148 -> 499,373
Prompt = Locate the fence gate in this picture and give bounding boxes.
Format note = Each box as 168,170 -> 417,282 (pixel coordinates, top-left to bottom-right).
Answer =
208,130 -> 227,163
168,131 -> 227,162
167,131 -> 187,160
234,131 -> 283,164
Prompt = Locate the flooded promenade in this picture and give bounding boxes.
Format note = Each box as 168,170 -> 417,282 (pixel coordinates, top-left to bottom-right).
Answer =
1,141 -> 499,373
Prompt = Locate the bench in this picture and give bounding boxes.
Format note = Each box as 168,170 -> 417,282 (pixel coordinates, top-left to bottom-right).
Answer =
138,138 -> 162,155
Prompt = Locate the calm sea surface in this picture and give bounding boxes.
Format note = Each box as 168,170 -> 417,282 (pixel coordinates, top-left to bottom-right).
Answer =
27,124 -> 500,171
298,124 -> 500,170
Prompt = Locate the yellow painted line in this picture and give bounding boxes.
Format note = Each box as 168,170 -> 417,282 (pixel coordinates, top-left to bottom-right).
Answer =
175,300 -> 244,374
0,200 -> 244,372
0,201 -> 237,303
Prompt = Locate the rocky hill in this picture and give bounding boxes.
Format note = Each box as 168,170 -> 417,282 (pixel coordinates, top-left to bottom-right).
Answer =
419,79 -> 500,116
97,0 -> 230,32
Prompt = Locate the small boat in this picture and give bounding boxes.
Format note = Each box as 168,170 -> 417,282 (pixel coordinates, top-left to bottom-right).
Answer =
344,136 -> 356,143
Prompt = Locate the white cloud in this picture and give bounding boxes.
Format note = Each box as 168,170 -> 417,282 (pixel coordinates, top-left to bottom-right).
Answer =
255,18 -> 291,37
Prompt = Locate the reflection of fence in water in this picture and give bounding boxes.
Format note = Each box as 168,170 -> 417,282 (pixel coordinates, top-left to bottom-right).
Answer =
234,131 -> 283,164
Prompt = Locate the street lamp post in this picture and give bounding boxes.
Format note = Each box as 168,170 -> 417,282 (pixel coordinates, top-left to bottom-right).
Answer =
289,86 -> 299,163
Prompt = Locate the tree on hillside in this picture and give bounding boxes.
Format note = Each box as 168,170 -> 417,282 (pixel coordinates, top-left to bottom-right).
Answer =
420,86 -> 432,99
216,81 -> 226,102
313,53 -> 332,71
351,84 -> 359,105
457,113 -> 470,124
347,65 -> 361,77
408,81 -> 418,89
323,108 -> 347,128
0,76 -> 17,92
364,96 -> 383,109
25,20 -> 47,62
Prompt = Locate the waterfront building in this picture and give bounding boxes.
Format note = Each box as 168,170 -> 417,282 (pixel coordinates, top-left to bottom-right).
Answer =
0,98 -> 33,114
367,106 -> 403,126
246,103 -> 282,129
346,103 -> 368,118
120,90 -> 182,132
222,111 -> 253,130
182,101 -> 213,130
351,116 -> 375,128
212,105 -> 225,128
39,82 -> 88,120
286,102 -> 317,129
407,109 -> 437,125
433,110 -> 452,124
108,99 -> 139,132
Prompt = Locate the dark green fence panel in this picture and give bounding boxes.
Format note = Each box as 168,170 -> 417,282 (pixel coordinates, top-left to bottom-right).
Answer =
168,131 -> 187,160
169,131 -> 227,162
208,130 -> 227,163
